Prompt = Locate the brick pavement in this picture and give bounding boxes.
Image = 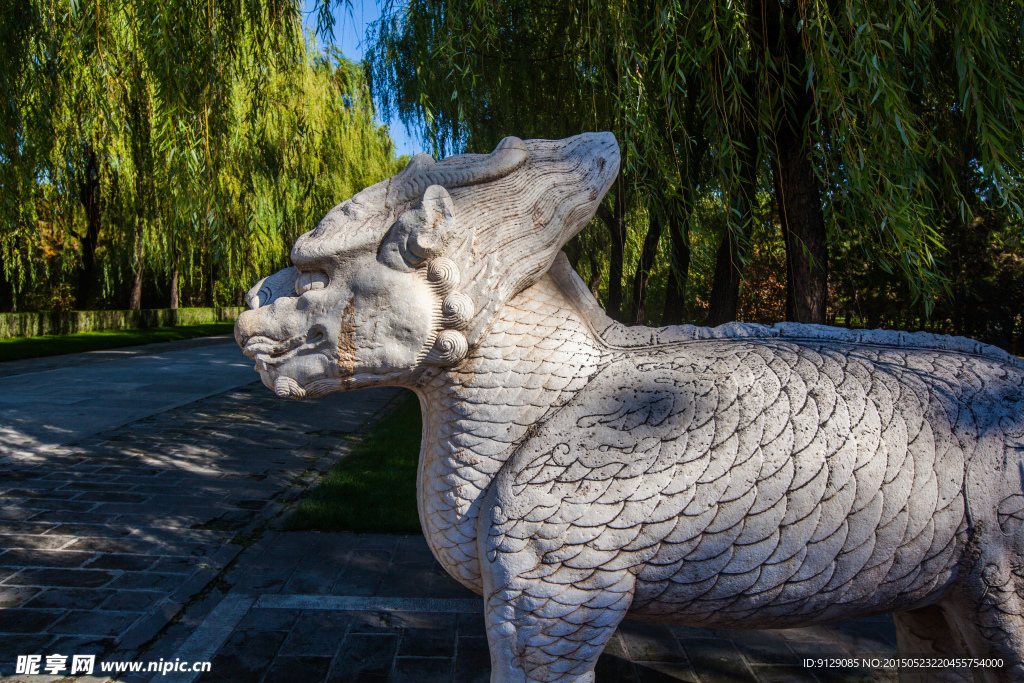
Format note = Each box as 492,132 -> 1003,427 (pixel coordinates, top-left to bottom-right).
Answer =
0,340 -> 401,680
148,531 -> 898,683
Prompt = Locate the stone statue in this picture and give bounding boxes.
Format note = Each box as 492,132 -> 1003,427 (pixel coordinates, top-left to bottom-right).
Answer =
235,133 -> 1024,683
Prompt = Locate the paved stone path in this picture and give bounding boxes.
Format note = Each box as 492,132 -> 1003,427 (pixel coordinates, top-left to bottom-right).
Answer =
0,338 -> 255,454
0,338 -> 907,682
0,335 -> 239,380
145,532 -> 898,683
0,340 -> 401,680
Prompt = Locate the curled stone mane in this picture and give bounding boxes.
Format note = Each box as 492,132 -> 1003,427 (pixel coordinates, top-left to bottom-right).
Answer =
421,256 -> 474,366
386,137 -> 529,207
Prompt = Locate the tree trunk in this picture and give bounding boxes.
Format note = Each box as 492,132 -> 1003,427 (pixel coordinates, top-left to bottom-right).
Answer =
708,118 -> 759,326
76,145 -> 102,310
661,213 -> 691,325
0,269 -> 15,313
607,213 -> 625,322
753,0 -> 828,324
628,213 -> 662,326
129,231 -> 143,310
660,68 -> 706,327
170,265 -> 180,309
708,227 -> 743,326
598,178 -> 628,322
205,262 -> 215,308
773,144 -> 827,324
587,252 -> 603,297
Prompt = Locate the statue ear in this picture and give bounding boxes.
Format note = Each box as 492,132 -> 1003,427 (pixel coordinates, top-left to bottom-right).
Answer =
379,185 -> 457,270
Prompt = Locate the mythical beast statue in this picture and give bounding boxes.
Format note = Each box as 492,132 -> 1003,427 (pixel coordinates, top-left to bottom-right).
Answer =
235,133 -> 1024,683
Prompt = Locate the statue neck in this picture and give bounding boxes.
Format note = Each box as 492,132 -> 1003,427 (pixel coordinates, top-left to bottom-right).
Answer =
412,272 -> 605,591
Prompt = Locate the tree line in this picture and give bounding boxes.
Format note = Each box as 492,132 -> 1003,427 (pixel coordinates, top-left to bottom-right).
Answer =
2,0 -> 1021,354
0,0 -> 404,313
366,0 -> 1024,352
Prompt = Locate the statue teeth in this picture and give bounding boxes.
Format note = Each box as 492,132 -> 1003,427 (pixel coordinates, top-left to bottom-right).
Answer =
273,376 -> 306,398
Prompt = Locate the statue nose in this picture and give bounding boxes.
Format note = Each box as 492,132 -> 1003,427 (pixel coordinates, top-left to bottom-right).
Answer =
244,266 -> 300,311
234,309 -> 261,347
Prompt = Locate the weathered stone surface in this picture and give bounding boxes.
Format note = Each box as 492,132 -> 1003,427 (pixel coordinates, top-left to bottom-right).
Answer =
236,133 -> 1024,682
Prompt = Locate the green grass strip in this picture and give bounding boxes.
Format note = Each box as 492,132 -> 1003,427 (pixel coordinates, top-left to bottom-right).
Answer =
0,322 -> 237,362
286,391 -> 422,534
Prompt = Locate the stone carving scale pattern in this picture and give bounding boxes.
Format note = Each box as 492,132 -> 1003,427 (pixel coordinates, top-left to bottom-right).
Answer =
234,133 -> 1024,683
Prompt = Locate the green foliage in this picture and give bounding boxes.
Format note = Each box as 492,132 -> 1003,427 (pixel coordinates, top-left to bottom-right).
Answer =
286,391 -> 422,534
215,46 -> 406,299
0,0 -> 402,310
366,0 -> 1024,346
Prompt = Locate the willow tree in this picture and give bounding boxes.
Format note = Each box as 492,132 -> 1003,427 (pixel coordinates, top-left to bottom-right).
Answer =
220,47 -> 405,303
0,0 -> 296,309
0,0 -> 402,311
365,0 -> 1024,326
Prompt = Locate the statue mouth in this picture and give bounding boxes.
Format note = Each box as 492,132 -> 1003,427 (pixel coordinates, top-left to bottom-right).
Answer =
241,332 -> 344,398
241,335 -> 304,363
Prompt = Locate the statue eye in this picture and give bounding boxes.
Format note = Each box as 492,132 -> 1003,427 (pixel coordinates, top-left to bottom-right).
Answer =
295,271 -> 329,295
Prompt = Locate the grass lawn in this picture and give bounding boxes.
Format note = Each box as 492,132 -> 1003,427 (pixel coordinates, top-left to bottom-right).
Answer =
0,322 -> 237,362
286,390 -> 423,534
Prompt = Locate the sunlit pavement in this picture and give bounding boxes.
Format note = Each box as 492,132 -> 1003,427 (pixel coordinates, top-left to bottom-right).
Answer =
0,338 -> 256,456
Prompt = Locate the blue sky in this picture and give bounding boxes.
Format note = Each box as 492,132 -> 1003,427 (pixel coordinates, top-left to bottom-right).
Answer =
300,0 -> 425,158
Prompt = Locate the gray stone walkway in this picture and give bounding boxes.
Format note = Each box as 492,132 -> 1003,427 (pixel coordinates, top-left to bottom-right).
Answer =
144,532 -> 898,683
0,335 -> 239,380
0,340 -> 401,680
0,340 -> 256,454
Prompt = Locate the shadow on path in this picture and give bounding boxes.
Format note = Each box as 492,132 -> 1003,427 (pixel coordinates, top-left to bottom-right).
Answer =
0,340 -> 401,680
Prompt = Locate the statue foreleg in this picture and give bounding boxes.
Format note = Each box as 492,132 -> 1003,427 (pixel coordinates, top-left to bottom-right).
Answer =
893,605 -> 973,682
479,534 -> 635,683
934,534 -> 1024,683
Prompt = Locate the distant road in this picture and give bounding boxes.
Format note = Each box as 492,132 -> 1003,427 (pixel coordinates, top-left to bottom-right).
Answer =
0,340 -> 257,456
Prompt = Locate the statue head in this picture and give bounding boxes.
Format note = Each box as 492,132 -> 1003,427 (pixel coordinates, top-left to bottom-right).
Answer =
234,132 -> 619,398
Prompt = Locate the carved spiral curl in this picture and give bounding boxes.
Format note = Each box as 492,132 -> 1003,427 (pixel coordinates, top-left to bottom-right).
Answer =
420,257 -> 471,366
441,292 -> 474,330
424,329 -> 468,366
427,257 -> 460,294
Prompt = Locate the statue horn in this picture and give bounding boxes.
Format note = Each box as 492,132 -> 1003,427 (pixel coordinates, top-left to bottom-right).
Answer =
388,137 -> 528,206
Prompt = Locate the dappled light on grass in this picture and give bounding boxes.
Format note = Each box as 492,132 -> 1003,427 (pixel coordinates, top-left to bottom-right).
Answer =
286,391 -> 422,534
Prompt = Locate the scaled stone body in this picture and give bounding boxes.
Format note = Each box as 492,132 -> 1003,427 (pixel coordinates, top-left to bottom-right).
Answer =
235,133 -> 1024,683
